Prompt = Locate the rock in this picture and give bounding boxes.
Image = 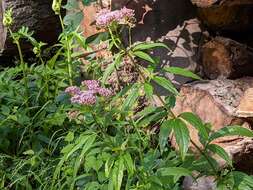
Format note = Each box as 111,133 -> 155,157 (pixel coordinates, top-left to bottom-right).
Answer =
172,78 -> 253,170
190,0 -> 253,33
191,0 -> 253,8
0,0 -> 62,56
236,88 -> 253,118
183,175 -> 216,190
201,37 -> 253,79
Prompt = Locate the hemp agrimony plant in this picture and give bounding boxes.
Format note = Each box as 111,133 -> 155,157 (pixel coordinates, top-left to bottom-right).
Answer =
54,6 -> 253,190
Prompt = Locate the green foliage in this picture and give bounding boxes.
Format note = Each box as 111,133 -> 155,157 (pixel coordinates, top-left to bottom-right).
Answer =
1,2 -> 253,190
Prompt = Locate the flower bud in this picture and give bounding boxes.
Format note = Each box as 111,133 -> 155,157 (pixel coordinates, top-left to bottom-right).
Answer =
3,9 -> 13,27
52,0 -> 62,15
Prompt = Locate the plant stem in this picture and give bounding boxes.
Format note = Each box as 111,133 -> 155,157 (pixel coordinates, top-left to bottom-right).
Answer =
9,28 -> 29,107
108,27 -> 121,50
190,139 -> 218,174
66,39 -> 73,86
59,14 -> 65,32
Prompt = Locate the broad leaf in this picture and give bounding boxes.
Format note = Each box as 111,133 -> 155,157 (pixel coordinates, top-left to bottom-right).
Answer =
208,144 -> 232,166
157,167 -> 192,177
159,120 -> 173,151
112,158 -> 125,190
133,42 -> 169,51
173,119 -> 190,160
153,76 -> 178,95
123,153 -> 135,176
164,67 -> 201,80
209,125 -> 253,142
179,112 -> 209,141
133,51 -> 156,64
144,82 -> 153,99
121,85 -> 140,111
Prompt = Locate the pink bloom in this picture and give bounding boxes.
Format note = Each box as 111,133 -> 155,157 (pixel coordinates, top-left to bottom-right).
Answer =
96,7 -> 135,28
65,86 -> 81,96
98,87 -> 113,97
82,80 -> 100,90
71,91 -> 96,105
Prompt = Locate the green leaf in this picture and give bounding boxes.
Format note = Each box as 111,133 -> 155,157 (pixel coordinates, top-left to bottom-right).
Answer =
65,131 -> 74,142
159,120 -> 173,151
63,11 -> 83,30
173,119 -> 190,160
112,158 -> 125,190
164,67 -> 201,80
157,167 -> 192,177
153,76 -> 178,95
208,144 -> 232,166
132,42 -> 170,51
23,150 -> 35,155
123,153 -> 135,176
231,171 -> 253,189
133,51 -> 156,64
72,134 -> 97,187
144,83 -> 153,99
105,158 -> 114,178
209,125 -> 253,142
102,53 -> 123,84
63,0 -> 80,10
121,85 -> 139,111
82,0 -> 96,5
179,112 -> 209,141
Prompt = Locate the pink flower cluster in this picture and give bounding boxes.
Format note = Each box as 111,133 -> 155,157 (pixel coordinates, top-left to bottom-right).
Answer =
96,7 -> 135,28
65,80 -> 113,105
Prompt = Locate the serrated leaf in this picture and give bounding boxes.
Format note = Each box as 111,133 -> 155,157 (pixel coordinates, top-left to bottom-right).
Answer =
164,67 -> 201,80
153,76 -> 178,95
209,125 -> 253,142
173,119 -> 190,160
132,42 -> 170,51
208,144 -> 232,166
133,51 -> 156,64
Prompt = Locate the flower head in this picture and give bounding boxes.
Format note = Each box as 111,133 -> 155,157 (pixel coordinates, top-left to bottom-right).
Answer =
98,87 -> 113,97
82,80 -> 100,90
65,86 -> 81,96
71,91 -> 96,105
66,80 -> 113,106
96,7 -> 135,28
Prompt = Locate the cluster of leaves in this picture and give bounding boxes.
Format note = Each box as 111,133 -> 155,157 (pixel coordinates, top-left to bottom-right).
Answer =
1,1 -> 253,190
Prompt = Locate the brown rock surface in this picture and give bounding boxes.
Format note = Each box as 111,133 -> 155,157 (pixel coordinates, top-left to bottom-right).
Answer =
191,0 -> 253,33
201,37 -> 253,79
236,88 -> 253,118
